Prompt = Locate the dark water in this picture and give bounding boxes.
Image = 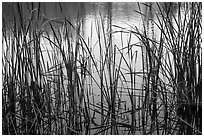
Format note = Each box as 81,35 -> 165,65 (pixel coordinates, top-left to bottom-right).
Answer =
3,2 -> 142,24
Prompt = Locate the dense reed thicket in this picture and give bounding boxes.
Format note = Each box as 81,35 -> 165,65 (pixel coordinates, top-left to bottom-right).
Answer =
2,2 -> 202,135
133,2 -> 202,134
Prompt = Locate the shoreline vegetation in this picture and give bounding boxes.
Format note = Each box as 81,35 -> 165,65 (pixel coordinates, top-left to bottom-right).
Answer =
2,2 -> 202,135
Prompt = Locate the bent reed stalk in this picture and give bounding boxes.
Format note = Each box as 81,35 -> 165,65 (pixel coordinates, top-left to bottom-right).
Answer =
2,2 -> 202,135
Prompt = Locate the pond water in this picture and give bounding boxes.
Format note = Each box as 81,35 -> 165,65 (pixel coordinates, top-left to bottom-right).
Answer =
3,2 -> 150,96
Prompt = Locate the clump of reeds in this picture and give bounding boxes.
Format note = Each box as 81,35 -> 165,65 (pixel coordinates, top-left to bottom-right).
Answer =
129,2 -> 202,135
2,2 -> 202,135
